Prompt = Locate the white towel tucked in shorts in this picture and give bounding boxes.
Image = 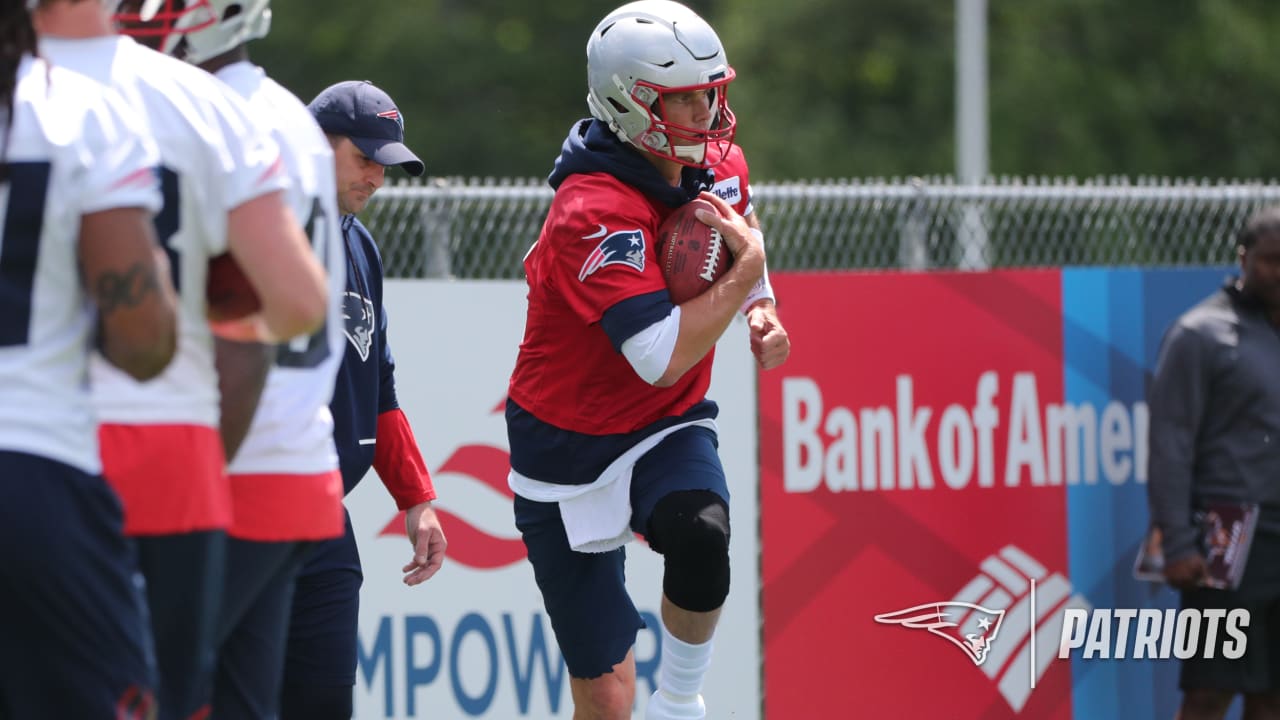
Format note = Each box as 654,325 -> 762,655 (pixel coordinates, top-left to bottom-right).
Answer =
509,418 -> 718,553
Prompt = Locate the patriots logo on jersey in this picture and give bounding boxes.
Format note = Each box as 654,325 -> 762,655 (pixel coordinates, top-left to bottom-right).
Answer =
578,228 -> 645,281
342,291 -> 376,362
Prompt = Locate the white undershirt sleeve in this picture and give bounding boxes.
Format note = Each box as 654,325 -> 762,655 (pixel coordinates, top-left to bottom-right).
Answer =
621,306 -> 682,385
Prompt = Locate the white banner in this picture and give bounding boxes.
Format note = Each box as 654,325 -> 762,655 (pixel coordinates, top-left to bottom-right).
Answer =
346,280 -> 761,719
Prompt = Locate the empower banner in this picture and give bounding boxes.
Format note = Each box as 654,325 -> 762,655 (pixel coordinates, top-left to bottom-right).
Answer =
345,281 -> 761,719
760,267 -> 1232,720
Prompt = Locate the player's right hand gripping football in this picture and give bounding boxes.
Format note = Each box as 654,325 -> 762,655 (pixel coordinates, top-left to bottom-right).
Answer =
693,191 -> 765,281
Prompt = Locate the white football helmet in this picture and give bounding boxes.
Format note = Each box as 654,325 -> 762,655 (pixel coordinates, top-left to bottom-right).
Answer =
115,0 -> 271,64
586,0 -> 736,168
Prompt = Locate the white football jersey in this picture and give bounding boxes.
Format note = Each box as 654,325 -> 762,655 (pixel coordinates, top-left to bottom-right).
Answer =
216,62 -> 345,475
39,36 -> 288,429
0,55 -> 161,474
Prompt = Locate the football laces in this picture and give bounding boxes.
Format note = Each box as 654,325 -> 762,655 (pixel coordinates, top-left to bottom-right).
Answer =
699,229 -> 724,282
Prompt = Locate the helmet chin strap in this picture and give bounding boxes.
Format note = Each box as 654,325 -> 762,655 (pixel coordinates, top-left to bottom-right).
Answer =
673,142 -> 707,164
140,0 -> 165,21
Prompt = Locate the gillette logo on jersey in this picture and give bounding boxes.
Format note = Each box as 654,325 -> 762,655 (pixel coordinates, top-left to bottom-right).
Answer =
711,176 -> 741,205
1058,608 -> 1249,660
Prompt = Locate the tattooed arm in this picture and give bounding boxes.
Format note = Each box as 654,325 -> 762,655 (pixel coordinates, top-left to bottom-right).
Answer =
78,207 -> 178,381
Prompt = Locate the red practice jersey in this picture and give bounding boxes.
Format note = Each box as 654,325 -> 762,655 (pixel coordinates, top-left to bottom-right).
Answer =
509,142 -> 755,438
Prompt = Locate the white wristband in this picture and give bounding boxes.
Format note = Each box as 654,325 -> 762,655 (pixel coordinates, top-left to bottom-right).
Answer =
741,228 -> 775,314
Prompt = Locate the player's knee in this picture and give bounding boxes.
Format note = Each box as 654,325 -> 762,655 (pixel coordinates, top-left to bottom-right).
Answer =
581,686 -> 633,720
279,681 -> 353,720
648,490 -> 730,613
574,674 -> 634,720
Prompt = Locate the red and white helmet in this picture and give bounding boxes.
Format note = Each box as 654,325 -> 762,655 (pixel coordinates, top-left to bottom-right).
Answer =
586,0 -> 736,168
115,0 -> 270,64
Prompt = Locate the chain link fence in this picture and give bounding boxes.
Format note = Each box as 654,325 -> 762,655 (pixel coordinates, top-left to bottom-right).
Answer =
363,176 -> 1280,279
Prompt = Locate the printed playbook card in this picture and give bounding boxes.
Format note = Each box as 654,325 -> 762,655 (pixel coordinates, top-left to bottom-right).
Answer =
1134,501 -> 1260,590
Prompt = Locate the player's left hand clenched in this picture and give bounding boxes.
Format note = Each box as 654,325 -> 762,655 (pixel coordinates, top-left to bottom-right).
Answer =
747,301 -> 790,370
402,501 -> 447,586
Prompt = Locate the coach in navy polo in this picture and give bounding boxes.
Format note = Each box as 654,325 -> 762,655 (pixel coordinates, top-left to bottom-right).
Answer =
280,79 -> 445,720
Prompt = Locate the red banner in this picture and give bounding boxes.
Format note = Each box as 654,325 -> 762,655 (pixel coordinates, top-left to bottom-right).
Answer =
761,271 -> 1072,719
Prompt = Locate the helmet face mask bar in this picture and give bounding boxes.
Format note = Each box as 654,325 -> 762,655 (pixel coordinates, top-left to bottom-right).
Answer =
114,0 -> 271,65
586,0 -> 738,169
626,71 -> 736,167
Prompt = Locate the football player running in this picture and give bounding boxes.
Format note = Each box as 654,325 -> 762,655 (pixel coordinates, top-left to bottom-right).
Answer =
506,2 -> 789,719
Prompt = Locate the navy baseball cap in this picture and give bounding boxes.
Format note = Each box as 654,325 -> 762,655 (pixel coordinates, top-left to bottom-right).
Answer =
308,80 -> 425,177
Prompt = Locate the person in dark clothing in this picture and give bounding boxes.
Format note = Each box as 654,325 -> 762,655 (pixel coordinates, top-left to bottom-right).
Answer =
279,79 -> 446,720
1148,205 -> 1280,720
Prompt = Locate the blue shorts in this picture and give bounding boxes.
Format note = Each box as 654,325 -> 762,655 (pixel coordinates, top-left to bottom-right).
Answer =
0,451 -> 156,717
283,512 -> 364,688
513,425 -> 728,679
214,538 -> 312,719
135,530 -> 226,720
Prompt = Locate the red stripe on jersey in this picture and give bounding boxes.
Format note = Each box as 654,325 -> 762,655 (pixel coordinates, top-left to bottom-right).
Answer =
109,166 -> 157,192
99,424 -> 231,536
254,154 -> 285,188
226,470 -> 343,541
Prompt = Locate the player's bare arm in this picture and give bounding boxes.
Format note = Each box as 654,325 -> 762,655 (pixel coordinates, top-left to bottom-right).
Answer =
401,501 -> 447,586
654,192 -> 764,386
213,337 -> 273,462
739,212 -> 790,370
79,206 -> 177,381
746,303 -> 789,370
226,190 -> 328,341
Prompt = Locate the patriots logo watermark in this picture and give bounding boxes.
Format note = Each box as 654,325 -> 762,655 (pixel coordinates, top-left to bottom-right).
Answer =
578,228 -> 646,281
342,291 -> 376,362
871,545 -> 1093,713
377,108 -> 405,134
875,602 -> 1006,666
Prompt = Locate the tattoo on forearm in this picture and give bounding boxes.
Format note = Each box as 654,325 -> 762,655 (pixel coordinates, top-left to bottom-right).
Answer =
95,263 -> 160,314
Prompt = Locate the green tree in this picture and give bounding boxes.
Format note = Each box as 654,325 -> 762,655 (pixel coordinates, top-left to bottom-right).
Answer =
990,0 -> 1280,179
257,0 -> 601,178
255,0 -> 1280,181
718,0 -> 956,180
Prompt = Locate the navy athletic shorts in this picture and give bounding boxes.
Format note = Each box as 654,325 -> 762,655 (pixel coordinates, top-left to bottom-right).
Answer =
513,425 -> 729,679
213,538 -> 312,719
135,530 -> 226,720
0,451 -> 156,718
283,511 -> 364,688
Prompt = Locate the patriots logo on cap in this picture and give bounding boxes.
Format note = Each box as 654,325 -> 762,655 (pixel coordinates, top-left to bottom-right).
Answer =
874,602 -> 1006,666
377,108 -> 405,133
578,228 -> 645,281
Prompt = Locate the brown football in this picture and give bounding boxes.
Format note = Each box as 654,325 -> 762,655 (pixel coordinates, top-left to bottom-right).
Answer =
206,252 -> 261,322
656,198 -> 733,304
